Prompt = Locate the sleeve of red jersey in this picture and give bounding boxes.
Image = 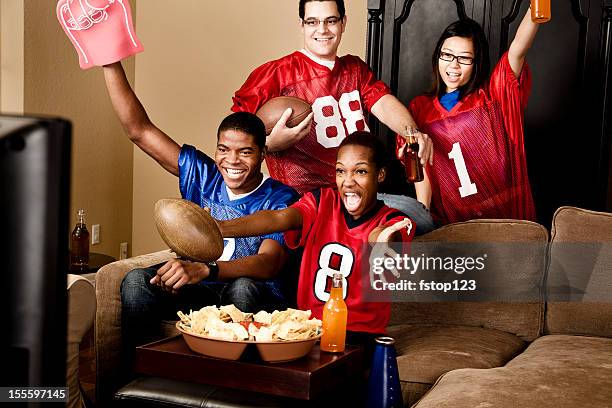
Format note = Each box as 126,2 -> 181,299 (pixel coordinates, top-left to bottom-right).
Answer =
382,213 -> 416,242
356,57 -> 391,111
488,51 -> 532,146
283,191 -> 319,249
230,62 -> 281,113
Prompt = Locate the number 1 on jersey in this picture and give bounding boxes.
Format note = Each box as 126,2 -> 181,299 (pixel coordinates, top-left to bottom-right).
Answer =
448,142 -> 477,197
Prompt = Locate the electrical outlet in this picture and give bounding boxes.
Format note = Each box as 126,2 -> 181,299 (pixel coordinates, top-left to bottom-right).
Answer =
120,242 -> 128,260
92,224 -> 100,245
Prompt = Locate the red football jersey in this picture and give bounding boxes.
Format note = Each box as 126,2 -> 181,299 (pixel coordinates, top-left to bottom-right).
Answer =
284,188 -> 414,334
397,52 -> 536,224
232,51 -> 390,194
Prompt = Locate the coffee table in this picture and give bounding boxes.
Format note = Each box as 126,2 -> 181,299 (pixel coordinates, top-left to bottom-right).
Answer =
133,336 -> 364,400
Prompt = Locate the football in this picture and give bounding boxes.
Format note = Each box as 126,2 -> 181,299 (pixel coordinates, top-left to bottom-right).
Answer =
256,96 -> 312,135
154,199 -> 224,263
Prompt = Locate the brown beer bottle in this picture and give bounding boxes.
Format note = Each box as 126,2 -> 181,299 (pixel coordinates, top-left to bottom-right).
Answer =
530,0 -> 551,23
403,127 -> 424,183
70,209 -> 90,271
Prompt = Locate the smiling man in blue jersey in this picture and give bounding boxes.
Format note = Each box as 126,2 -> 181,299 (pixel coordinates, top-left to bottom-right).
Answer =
101,62 -> 298,350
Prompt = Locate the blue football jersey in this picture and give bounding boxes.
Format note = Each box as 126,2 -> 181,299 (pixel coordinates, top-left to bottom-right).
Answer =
178,145 -> 298,261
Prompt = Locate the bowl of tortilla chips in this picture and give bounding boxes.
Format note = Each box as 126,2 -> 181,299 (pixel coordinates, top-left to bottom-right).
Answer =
176,304 -> 322,362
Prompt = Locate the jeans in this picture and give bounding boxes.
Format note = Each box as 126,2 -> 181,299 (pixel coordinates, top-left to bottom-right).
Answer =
378,193 -> 436,236
120,264 -> 288,361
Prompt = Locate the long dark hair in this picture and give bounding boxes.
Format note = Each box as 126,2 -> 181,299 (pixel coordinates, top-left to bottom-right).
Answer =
431,18 -> 490,99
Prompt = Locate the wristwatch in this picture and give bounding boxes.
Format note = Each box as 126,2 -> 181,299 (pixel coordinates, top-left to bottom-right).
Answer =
205,261 -> 219,282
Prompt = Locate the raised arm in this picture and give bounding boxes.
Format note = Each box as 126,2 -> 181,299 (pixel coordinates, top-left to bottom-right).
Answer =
103,62 -> 180,175
508,7 -> 541,78
218,207 -> 303,238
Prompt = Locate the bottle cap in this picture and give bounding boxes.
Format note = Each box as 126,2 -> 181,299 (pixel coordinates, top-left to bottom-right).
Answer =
375,336 -> 395,345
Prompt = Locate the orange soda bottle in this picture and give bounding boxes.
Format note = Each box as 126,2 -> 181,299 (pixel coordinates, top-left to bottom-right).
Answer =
320,272 -> 348,353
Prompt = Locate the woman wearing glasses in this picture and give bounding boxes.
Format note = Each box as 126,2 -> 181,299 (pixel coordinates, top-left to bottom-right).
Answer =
397,8 -> 547,225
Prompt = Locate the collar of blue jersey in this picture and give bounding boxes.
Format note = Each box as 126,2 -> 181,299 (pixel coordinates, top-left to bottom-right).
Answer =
439,89 -> 461,111
219,176 -> 268,205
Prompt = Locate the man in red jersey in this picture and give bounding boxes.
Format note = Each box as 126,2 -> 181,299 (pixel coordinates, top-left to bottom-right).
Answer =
232,0 -> 435,235
217,132 -> 414,336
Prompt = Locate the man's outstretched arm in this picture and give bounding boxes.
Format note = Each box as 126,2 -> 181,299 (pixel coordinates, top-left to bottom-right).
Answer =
103,62 -> 180,175
218,207 -> 303,238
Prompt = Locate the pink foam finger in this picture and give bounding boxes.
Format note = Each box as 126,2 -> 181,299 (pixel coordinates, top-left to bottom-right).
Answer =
57,0 -> 143,70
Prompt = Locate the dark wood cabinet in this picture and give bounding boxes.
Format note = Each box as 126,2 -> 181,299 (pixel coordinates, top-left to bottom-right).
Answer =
367,0 -> 612,225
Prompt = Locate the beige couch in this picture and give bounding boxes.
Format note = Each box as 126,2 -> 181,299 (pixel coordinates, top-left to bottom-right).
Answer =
94,206 -> 612,407
408,206 -> 612,407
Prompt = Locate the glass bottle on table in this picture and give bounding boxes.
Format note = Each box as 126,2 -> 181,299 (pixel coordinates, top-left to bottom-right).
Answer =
403,126 -> 424,183
320,272 -> 347,353
70,209 -> 90,271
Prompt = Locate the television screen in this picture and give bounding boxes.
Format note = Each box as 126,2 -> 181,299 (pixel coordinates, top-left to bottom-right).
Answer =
1,114 -> 71,387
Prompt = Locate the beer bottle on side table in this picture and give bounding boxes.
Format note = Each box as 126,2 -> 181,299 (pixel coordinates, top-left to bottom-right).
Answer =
70,209 -> 90,271
320,272 -> 347,353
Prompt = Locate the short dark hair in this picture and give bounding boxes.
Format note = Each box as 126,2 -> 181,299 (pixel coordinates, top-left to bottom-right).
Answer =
217,112 -> 266,150
299,0 -> 345,19
431,18 -> 490,98
339,131 -> 387,170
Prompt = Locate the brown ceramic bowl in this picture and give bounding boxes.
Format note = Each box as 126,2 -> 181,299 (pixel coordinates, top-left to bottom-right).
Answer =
177,323 -> 321,362
255,335 -> 321,363
176,323 -> 249,360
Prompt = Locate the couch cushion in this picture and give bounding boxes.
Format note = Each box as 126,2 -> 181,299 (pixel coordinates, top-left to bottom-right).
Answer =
546,206 -> 612,337
388,324 -> 526,384
390,301 -> 543,342
413,334 -> 612,408
388,219 -> 548,342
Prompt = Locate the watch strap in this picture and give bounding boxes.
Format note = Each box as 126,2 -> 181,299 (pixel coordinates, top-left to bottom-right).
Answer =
205,261 -> 219,282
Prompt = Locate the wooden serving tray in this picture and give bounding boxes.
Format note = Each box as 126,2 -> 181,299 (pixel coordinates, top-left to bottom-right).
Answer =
134,336 -> 364,400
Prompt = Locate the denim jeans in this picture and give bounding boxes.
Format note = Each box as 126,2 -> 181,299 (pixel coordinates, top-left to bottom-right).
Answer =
378,193 -> 436,236
120,264 -> 288,352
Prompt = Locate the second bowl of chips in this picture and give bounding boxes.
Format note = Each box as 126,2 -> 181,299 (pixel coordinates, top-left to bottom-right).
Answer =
255,334 -> 322,363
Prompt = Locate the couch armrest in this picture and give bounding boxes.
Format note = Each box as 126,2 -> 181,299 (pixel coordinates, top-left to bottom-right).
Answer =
67,274 -> 96,408
95,249 -> 175,403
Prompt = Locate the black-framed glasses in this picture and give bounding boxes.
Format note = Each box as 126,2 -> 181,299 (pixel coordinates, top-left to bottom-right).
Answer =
439,52 -> 474,66
302,16 -> 342,28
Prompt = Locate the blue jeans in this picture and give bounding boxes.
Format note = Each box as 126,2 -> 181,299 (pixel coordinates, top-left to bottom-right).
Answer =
378,193 -> 436,236
120,264 -> 287,349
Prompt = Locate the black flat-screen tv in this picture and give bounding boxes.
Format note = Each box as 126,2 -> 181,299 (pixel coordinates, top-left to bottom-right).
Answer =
1,114 -> 71,387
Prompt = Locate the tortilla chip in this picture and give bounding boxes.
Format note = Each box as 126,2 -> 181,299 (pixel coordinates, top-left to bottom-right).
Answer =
253,310 -> 272,325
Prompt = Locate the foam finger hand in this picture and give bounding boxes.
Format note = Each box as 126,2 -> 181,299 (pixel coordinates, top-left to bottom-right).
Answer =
57,0 -> 144,69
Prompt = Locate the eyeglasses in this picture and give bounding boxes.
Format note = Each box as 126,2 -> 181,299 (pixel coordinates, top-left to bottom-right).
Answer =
302,16 -> 342,28
439,52 -> 474,66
